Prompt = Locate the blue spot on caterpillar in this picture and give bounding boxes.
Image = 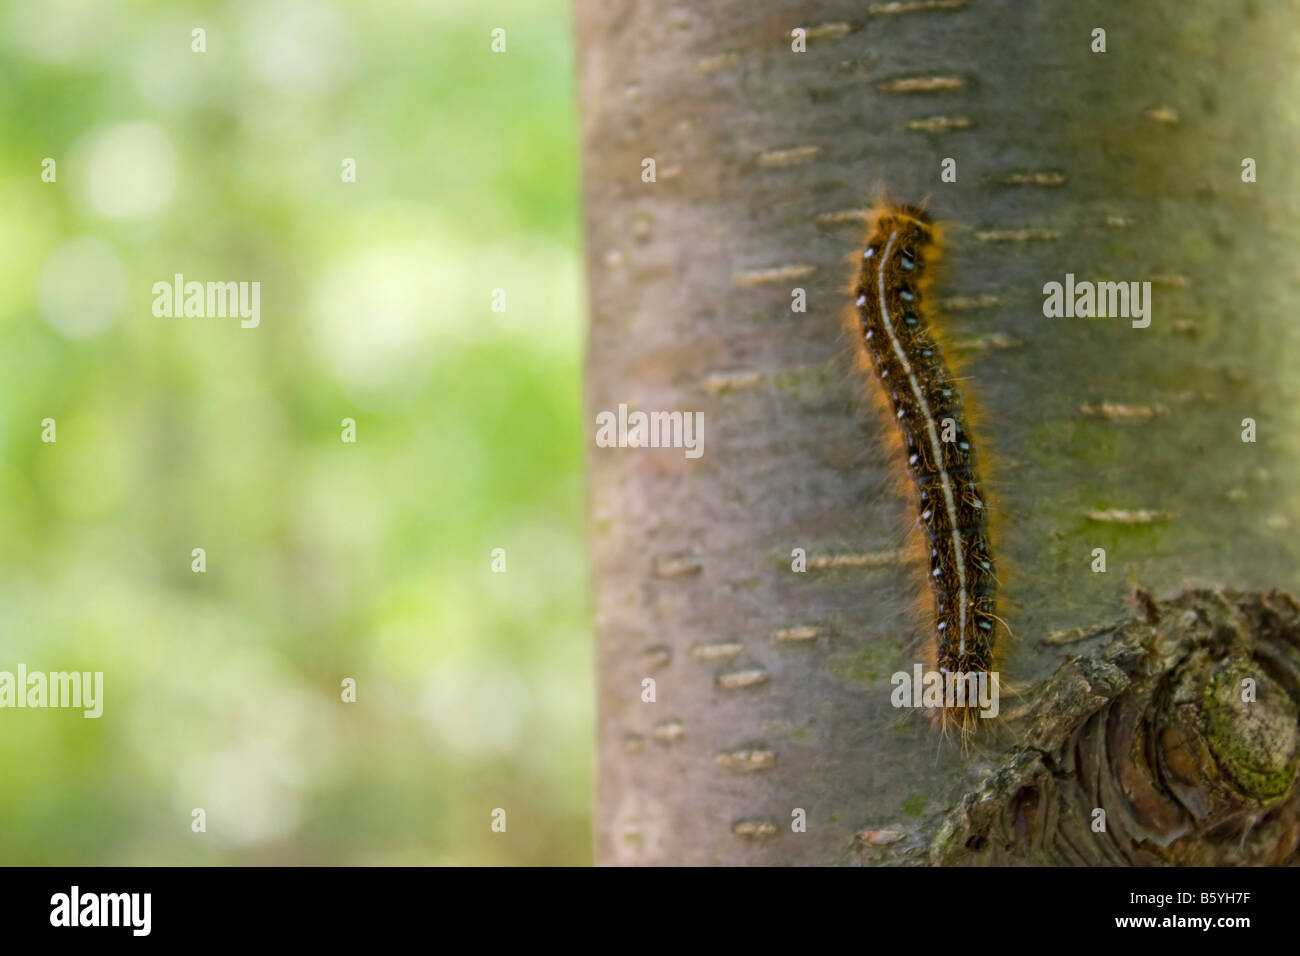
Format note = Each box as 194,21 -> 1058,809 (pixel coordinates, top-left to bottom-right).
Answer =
851,202 -> 999,722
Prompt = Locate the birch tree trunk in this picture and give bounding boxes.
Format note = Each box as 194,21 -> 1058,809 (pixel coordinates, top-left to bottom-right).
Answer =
578,0 -> 1300,865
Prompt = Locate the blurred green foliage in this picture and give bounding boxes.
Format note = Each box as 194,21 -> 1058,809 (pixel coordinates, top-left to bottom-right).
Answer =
0,0 -> 590,864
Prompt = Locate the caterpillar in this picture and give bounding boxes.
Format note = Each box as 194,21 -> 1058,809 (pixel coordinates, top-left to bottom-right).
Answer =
849,202 -> 999,724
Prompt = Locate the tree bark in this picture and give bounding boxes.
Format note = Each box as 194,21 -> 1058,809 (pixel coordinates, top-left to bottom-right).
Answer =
578,0 -> 1300,865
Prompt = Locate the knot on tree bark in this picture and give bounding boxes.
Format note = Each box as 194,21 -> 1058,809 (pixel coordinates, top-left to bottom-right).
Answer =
932,589 -> 1300,865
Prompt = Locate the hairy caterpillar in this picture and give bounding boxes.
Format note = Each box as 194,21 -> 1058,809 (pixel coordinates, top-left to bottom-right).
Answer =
849,203 -> 999,724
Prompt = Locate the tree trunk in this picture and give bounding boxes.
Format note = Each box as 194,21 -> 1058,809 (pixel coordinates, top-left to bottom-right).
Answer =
578,0 -> 1300,865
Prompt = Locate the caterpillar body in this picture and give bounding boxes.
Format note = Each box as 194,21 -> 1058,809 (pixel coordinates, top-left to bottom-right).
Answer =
850,203 -> 998,719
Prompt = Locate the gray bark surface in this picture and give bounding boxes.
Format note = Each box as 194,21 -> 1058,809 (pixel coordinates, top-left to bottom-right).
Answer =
578,0 -> 1300,865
